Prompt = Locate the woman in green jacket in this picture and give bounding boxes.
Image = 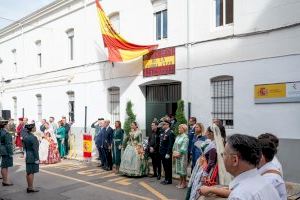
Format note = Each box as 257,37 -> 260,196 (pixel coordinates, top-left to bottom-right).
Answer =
23,123 -> 40,193
112,121 -> 124,174
0,120 -> 14,186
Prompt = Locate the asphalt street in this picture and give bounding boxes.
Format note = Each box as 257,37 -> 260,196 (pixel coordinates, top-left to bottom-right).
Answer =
0,157 -> 187,200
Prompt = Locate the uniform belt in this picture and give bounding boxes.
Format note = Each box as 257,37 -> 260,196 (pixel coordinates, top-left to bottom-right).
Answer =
113,139 -> 121,141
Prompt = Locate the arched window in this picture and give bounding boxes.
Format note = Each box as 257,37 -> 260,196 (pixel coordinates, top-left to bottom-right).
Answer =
36,94 -> 42,121
66,91 -> 75,122
109,12 -> 120,33
211,75 -> 234,128
108,87 -> 120,124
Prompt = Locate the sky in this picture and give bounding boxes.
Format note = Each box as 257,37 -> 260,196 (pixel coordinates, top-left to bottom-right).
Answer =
0,0 -> 55,29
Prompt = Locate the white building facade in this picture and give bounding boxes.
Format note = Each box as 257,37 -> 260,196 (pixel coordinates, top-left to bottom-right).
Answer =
0,0 -> 300,182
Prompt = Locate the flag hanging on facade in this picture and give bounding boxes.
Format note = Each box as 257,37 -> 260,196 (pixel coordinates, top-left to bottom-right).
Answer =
95,0 -> 158,62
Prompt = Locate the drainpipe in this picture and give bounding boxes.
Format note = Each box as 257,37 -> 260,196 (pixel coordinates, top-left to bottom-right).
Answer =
186,0 -> 191,120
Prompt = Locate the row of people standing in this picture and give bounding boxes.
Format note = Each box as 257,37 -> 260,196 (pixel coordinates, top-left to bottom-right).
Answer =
14,116 -> 71,162
93,119 -> 125,173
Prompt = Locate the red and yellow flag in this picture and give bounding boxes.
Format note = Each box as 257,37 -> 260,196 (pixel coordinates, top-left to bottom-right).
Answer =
95,0 -> 158,62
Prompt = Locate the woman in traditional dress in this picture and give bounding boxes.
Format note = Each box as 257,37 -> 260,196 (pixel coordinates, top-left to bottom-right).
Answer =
0,120 -> 13,186
23,123 -> 40,193
44,122 -> 60,164
191,123 -> 206,171
186,124 -> 232,200
112,121 -> 124,174
40,122 -> 60,164
119,122 -> 147,176
56,121 -> 66,159
173,124 -> 189,189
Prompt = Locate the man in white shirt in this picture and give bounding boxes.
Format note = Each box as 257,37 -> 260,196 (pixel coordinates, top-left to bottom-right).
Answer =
49,117 -> 58,133
224,134 -> 280,200
257,137 -> 287,200
258,133 -> 283,175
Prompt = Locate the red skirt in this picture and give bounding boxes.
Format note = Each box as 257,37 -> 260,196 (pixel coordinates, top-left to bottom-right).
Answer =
16,136 -> 22,147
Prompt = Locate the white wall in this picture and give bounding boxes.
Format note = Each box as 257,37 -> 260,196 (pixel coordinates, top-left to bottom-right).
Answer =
0,0 -> 299,137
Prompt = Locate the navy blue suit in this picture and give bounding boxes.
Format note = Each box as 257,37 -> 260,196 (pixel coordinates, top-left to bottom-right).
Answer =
159,128 -> 175,183
96,126 -> 113,169
187,126 -> 195,163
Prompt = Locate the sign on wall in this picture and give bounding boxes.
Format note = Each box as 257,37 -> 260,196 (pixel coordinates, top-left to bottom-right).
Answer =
255,81 -> 300,103
143,47 -> 175,77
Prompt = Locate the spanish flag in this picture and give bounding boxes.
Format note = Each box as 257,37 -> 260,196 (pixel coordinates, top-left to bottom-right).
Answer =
96,0 -> 158,62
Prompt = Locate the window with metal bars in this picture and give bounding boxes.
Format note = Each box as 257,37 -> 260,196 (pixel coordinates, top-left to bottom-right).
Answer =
108,87 -> 120,124
211,76 -> 234,129
67,91 -> 75,122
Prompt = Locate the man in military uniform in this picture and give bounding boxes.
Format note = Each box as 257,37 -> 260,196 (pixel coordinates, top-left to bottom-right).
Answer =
23,123 -> 40,193
148,121 -> 161,180
159,120 -> 175,185
0,120 -> 14,186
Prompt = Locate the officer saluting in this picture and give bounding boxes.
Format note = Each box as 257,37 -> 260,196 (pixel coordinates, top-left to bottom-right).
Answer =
0,119 -> 14,186
159,120 -> 175,185
23,123 -> 40,193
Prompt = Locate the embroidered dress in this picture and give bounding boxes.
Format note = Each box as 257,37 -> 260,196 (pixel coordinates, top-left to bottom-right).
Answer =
119,129 -> 148,176
173,133 -> 189,176
40,130 -> 60,164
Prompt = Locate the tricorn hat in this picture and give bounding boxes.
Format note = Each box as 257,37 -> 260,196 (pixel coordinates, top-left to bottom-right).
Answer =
0,120 -> 9,126
25,123 -> 35,131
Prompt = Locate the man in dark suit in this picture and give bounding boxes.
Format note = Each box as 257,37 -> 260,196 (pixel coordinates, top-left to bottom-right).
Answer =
148,121 -> 161,180
91,118 -> 104,161
188,117 -> 197,164
104,120 -> 113,170
96,123 -> 106,169
97,120 -> 113,170
159,120 -> 175,185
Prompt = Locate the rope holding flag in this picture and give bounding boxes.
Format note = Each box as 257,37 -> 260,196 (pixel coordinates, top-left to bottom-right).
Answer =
95,0 -> 158,62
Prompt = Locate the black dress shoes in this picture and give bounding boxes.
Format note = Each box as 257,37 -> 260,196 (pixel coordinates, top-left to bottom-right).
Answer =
149,174 -> 157,178
157,175 -> 161,180
2,182 -> 13,186
27,188 -> 39,193
160,180 -> 172,185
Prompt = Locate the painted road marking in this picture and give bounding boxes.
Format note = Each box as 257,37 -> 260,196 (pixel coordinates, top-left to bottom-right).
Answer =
102,173 -> 117,178
139,181 -> 169,200
15,162 -> 153,200
51,163 -> 87,171
109,177 -> 124,182
77,169 -> 111,177
116,178 -> 132,186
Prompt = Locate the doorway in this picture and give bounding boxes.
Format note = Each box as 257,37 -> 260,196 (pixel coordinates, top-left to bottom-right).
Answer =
145,82 -> 181,136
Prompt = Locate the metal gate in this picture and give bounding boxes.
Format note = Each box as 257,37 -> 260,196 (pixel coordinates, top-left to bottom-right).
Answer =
145,82 -> 181,136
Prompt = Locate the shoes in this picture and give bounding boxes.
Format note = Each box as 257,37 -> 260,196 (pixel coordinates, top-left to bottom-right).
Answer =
2,182 -> 13,186
160,180 -> 172,185
149,174 -> 157,178
27,188 -> 39,193
157,175 -> 161,180
177,185 -> 187,189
